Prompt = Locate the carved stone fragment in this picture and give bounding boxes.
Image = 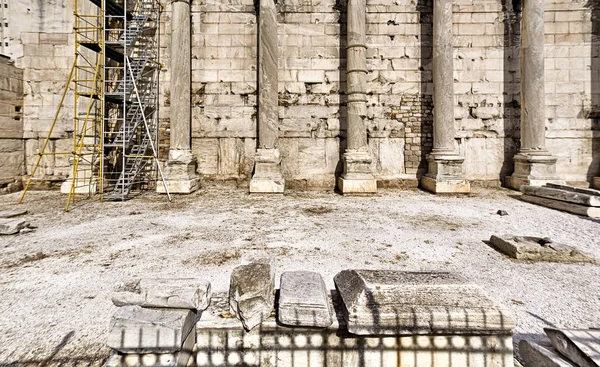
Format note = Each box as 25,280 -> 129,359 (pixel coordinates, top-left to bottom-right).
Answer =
278,271 -> 332,327
229,262 -> 275,331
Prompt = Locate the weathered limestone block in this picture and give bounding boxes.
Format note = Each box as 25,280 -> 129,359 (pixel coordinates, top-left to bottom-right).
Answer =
278,271 -> 332,328
228,261 -> 275,331
0,219 -> 30,235
334,270 -> 515,335
520,195 -> 600,218
519,339 -> 577,367
546,183 -> 600,198
489,235 -> 593,263
249,148 -> 285,193
545,328 -> 600,367
0,209 -> 27,219
521,185 -> 600,207
112,278 -> 212,310
107,306 -> 196,353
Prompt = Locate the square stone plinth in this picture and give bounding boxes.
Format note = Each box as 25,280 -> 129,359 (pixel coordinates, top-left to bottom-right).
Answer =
337,177 -> 377,195
278,271 -> 332,328
489,235 -> 594,263
249,178 -> 284,193
157,178 -> 200,194
195,293 -> 514,367
334,270 -> 514,336
108,306 -> 196,353
420,176 -> 470,194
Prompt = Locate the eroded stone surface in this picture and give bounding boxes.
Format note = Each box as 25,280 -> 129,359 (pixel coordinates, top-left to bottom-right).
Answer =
107,306 -> 196,353
545,328 -> 600,367
334,270 -> 514,335
278,271 -> 332,327
489,235 -> 593,263
229,262 -> 275,331
520,194 -> 600,218
521,185 -> 600,207
112,278 -> 211,310
0,218 -> 29,235
0,209 -> 27,219
519,339 -> 578,367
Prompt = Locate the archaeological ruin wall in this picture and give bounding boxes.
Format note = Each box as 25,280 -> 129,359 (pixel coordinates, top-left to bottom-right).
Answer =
9,0 -> 600,189
0,55 -> 24,193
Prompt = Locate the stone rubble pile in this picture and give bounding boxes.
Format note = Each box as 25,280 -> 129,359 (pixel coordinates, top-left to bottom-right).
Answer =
520,328 -> 600,367
520,184 -> 600,218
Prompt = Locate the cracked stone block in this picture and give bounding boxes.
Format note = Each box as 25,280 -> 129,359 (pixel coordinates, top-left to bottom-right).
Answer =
519,339 -> 577,367
112,278 -> 211,310
278,271 -> 332,328
489,235 -> 593,263
334,270 -> 514,335
545,328 -> 600,367
229,261 -> 275,331
108,306 -> 196,353
0,219 -> 30,235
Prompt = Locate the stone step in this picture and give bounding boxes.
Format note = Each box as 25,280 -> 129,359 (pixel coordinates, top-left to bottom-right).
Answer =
522,185 -> 600,207
519,339 -> 578,367
520,195 -> 600,218
334,270 -> 515,335
278,271 -> 332,328
545,328 -> 600,367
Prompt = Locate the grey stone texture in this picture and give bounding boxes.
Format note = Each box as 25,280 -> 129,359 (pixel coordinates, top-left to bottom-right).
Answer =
228,261 -> 275,331
112,278 -> 211,310
0,218 -> 29,235
334,270 -> 515,335
107,306 -> 196,353
520,194 -> 600,218
489,235 -> 593,263
278,271 -> 332,327
545,328 -> 600,367
0,209 -> 27,218
519,339 -> 578,367
522,185 -> 600,206
0,58 -> 24,186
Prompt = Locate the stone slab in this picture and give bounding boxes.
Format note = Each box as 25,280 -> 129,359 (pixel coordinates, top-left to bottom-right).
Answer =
104,328 -> 195,367
156,178 -> 200,194
334,270 -> 514,335
545,328 -> 600,367
520,194 -> 600,218
112,278 -> 211,310
195,293 -> 514,367
229,261 -> 275,331
421,176 -> 471,194
489,235 -> 593,263
0,218 -> 29,235
521,185 -> 600,207
519,339 -> 577,367
546,183 -> 600,197
278,271 -> 332,328
0,209 -> 27,218
107,306 -> 196,353
249,178 -> 284,193
337,177 -> 377,195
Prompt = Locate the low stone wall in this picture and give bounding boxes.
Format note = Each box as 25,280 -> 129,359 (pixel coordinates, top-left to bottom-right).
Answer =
0,55 -> 24,193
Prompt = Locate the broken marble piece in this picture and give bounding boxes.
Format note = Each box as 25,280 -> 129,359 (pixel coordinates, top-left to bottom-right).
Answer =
545,328 -> 600,367
0,209 -> 27,218
334,270 -> 514,335
522,185 -> 600,207
107,306 -> 196,353
112,278 -> 211,310
229,261 -> 275,331
489,235 -> 593,263
278,271 -> 332,327
0,218 -> 29,235
519,339 -> 578,367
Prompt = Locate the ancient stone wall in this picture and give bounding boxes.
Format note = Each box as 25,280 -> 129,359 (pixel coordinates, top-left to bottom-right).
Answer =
0,55 -> 24,191
12,0 -> 600,187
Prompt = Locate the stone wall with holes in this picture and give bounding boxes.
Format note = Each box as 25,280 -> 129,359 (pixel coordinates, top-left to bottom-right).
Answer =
0,55 -> 24,192
8,0 -> 600,187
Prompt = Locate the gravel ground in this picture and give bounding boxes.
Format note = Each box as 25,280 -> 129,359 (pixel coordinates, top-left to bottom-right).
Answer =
0,185 -> 599,365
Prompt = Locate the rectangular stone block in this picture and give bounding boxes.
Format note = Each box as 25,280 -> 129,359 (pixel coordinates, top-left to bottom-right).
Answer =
112,278 -> 212,310
334,270 -> 515,335
108,306 -> 196,353
278,271 -> 332,328
520,195 -> 600,219
489,235 -> 593,263
521,185 -> 600,207
519,339 -> 577,367
545,328 -> 600,367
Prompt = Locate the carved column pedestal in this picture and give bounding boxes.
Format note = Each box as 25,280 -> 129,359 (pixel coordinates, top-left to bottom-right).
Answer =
338,151 -> 377,194
157,150 -> 200,194
249,149 -> 284,193
421,154 -> 470,194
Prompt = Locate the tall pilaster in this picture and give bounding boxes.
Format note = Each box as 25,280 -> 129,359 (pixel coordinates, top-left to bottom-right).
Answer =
338,0 -> 377,195
421,0 -> 470,194
249,0 -> 284,193
506,0 -> 563,190
158,0 -> 200,194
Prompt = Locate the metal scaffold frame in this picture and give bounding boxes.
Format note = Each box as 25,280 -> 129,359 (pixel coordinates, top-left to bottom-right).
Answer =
19,0 -> 170,211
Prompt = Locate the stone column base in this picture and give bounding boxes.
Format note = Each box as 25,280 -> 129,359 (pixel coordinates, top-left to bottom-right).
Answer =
421,153 -> 470,194
156,150 -> 200,194
250,148 -> 284,194
338,151 -> 377,195
593,177 -> 600,190
505,152 -> 564,191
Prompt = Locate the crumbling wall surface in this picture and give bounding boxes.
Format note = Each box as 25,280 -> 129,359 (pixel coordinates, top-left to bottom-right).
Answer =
0,56 -> 24,191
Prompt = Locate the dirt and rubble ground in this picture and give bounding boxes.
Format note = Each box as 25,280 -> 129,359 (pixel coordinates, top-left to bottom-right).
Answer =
0,185 -> 598,366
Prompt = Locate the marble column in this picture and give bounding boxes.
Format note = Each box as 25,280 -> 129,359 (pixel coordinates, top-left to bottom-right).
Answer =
157,0 -> 200,194
506,0 -> 563,190
249,0 -> 284,193
420,0 -> 470,194
338,0 -> 377,194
